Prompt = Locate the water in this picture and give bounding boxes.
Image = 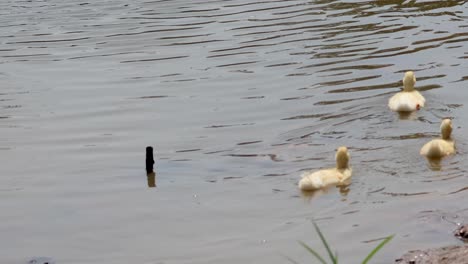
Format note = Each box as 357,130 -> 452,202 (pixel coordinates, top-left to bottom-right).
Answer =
1,0 -> 468,263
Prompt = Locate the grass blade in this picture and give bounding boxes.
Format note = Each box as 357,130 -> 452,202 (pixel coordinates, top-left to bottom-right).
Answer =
361,235 -> 394,264
298,241 -> 328,264
313,222 -> 337,264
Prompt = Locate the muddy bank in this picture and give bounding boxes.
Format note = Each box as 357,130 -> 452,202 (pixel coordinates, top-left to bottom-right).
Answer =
395,224 -> 468,263
395,244 -> 468,264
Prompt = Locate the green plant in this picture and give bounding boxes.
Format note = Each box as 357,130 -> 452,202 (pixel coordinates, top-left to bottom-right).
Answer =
292,222 -> 394,264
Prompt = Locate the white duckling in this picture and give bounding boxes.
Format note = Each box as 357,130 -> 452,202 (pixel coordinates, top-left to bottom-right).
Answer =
420,119 -> 455,158
299,147 -> 352,191
388,71 -> 425,112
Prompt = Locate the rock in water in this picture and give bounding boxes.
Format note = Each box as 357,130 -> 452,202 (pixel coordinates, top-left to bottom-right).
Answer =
454,224 -> 468,242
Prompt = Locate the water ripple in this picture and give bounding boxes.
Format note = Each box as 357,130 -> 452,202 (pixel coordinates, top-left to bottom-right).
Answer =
1,0 -> 468,262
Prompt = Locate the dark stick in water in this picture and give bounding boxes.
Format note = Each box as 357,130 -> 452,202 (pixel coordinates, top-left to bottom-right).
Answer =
146,146 -> 154,174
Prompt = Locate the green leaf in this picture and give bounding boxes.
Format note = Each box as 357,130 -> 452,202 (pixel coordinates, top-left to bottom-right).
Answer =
313,222 -> 337,264
298,241 -> 328,264
361,235 -> 394,264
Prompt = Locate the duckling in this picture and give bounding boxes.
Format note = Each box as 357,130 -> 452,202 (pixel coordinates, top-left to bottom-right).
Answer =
299,147 -> 352,191
388,71 -> 425,112
420,119 -> 455,158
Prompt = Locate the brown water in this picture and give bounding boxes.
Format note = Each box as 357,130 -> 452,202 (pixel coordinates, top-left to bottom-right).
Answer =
1,0 -> 468,263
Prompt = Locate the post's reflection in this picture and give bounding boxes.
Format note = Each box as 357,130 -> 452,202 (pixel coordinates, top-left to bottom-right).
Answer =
147,172 -> 156,188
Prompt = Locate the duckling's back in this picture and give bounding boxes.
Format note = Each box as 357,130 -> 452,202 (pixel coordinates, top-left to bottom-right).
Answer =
388,91 -> 425,112
420,139 -> 455,158
299,168 -> 349,191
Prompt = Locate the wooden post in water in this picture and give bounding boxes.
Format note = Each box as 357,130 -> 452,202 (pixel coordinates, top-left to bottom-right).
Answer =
146,146 -> 154,174
146,146 -> 156,187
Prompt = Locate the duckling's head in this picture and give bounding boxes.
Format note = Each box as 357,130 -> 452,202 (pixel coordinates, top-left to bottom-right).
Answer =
336,146 -> 350,169
403,71 -> 416,91
441,118 -> 452,140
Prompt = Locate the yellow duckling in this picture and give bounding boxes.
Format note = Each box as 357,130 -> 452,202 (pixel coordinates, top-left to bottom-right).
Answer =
388,71 -> 425,112
420,119 -> 455,158
299,147 -> 352,191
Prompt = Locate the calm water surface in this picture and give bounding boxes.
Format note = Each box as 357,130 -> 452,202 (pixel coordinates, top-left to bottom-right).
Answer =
1,0 -> 468,263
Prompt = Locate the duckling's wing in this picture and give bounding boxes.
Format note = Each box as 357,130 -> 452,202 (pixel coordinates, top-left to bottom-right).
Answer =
414,91 -> 426,106
440,140 -> 455,155
313,169 -> 342,185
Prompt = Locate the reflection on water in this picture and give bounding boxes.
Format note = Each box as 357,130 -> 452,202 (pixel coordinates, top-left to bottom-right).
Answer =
398,111 -> 418,120
301,182 -> 351,200
426,157 -> 443,171
0,0 -> 468,263
146,172 -> 156,188
338,184 -> 351,196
